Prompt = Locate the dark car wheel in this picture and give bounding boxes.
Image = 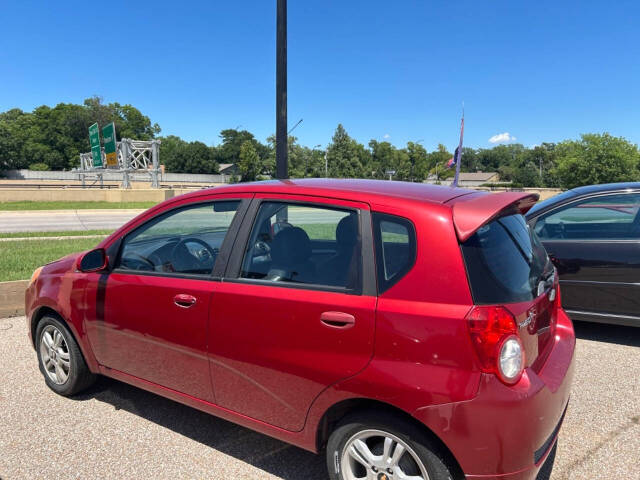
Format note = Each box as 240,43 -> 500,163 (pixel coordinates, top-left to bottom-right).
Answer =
327,412 -> 455,480
36,315 -> 96,396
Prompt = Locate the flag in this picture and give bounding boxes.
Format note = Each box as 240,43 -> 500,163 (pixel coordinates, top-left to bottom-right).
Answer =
451,115 -> 465,187
447,147 -> 460,169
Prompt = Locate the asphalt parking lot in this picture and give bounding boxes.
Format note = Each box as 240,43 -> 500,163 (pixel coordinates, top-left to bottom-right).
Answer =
0,316 -> 638,480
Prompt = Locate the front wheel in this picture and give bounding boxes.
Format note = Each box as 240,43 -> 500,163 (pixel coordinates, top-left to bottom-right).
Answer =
36,315 -> 96,396
326,412 -> 455,480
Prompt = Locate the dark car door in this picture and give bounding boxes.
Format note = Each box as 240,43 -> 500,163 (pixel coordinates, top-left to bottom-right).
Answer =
84,197 -> 249,401
531,192 -> 640,325
207,195 -> 377,431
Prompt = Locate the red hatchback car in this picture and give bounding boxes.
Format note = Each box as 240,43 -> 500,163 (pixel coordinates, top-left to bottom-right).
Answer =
26,179 -> 575,480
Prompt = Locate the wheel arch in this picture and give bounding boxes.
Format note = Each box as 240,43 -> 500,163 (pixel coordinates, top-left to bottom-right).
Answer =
316,397 -> 465,480
30,305 -> 99,373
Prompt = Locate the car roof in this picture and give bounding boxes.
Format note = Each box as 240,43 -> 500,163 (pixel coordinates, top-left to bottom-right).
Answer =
185,178 -> 478,206
527,182 -> 640,218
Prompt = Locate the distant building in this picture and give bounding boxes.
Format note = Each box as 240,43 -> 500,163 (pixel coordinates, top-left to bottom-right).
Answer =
424,171 -> 503,187
218,163 -> 239,175
457,172 -> 501,186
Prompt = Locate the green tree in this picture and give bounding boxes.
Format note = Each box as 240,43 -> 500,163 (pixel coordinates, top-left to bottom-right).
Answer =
554,133 -> 640,189
159,135 -> 188,172
406,141 -> 429,181
523,143 -> 558,187
369,140 -> 396,179
428,144 -> 452,180
239,141 -> 261,182
326,125 -> 368,178
217,129 -> 269,165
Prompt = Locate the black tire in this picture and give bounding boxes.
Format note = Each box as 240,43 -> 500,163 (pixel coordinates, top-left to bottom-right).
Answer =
326,411 -> 455,480
35,315 -> 96,396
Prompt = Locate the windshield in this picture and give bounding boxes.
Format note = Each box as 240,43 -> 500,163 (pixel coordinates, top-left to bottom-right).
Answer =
461,213 -> 553,304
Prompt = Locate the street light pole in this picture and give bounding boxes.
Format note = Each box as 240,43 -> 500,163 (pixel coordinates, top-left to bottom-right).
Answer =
275,0 -> 288,179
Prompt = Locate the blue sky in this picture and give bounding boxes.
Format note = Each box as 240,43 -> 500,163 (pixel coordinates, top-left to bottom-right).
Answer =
1,0 -> 638,151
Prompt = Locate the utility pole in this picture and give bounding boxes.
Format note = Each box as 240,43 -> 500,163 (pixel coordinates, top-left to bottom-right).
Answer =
275,0 -> 288,179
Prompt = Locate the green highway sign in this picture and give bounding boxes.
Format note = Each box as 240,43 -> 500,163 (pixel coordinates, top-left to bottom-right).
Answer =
91,145 -> 102,167
102,122 -> 118,167
89,123 -> 100,148
89,123 -> 102,167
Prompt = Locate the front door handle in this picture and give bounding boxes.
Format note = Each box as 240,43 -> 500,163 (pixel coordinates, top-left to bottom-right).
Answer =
174,294 -> 197,308
320,311 -> 355,329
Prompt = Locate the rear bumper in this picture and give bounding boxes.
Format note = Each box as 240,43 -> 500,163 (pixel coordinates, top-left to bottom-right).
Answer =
414,309 -> 575,479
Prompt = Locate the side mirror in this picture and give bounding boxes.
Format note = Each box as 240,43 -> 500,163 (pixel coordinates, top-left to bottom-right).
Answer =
79,248 -> 108,273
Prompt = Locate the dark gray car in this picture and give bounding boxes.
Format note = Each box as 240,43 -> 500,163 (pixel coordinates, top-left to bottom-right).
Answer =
526,182 -> 640,327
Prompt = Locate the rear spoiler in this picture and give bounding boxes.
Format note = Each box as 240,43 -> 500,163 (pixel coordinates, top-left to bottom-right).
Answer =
450,191 -> 539,242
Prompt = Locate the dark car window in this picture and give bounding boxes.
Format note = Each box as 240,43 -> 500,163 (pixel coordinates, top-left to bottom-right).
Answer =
534,193 -> 640,240
241,202 -> 361,290
372,213 -> 416,293
461,214 -> 552,304
117,201 -> 240,276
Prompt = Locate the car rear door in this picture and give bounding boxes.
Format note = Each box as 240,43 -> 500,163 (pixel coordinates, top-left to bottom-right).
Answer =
84,195 -> 250,401
207,194 -> 376,431
531,192 -> 640,324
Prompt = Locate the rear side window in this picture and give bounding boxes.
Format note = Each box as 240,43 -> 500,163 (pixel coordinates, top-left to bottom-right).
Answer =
240,202 -> 361,290
372,213 -> 416,293
461,214 -> 552,304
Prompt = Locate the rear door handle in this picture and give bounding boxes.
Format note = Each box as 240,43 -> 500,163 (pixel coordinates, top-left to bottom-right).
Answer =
174,294 -> 197,308
320,311 -> 355,329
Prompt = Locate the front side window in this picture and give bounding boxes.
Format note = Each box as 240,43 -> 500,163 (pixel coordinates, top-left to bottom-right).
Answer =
117,201 -> 240,275
241,202 -> 361,290
534,193 -> 640,240
372,213 -> 416,293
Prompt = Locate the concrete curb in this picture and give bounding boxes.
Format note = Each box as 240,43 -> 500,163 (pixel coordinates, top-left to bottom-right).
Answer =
0,280 -> 28,317
0,209 -> 146,216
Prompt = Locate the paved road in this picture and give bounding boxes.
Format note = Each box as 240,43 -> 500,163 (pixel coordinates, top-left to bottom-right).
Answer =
0,210 -> 143,233
0,207 -> 347,234
0,317 -> 638,480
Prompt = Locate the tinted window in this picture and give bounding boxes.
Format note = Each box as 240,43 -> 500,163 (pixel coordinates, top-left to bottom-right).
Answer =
461,214 -> 553,304
373,213 -> 416,293
535,193 -> 640,240
117,201 -> 240,275
241,202 -> 361,289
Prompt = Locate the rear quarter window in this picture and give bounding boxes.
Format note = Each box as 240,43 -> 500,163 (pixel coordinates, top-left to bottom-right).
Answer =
372,213 -> 416,293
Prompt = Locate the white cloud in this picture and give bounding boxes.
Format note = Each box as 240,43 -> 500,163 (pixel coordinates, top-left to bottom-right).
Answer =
383,133 -> 390,139
488,132 -> 516,144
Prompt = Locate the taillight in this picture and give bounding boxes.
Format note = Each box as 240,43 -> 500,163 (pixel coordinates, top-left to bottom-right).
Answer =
466,306 -> 525,385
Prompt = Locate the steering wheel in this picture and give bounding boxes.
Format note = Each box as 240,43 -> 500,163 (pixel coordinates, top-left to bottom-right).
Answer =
170,238 -> 217,272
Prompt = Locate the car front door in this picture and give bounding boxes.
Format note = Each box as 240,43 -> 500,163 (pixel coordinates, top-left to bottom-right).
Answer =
532,192 -> 640,325
84,196 -> 249,401
208,194 -> 377,431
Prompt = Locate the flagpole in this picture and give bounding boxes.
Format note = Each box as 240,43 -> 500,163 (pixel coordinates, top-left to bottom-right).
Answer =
452,107 -> 465,188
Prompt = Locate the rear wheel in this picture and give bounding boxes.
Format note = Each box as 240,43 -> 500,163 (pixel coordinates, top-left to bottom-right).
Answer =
326,412 -> 455,480
36,315 -> 96,396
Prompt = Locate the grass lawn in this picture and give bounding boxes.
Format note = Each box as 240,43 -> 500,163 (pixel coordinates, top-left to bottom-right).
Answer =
0,238 -> 100,282
0,229 -> 113,239
0,201 -> 157,211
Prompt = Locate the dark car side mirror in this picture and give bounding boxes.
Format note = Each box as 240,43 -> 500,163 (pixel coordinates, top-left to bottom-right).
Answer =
79,248 -> 108,273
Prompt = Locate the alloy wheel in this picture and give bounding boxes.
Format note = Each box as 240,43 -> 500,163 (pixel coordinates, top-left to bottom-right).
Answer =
340,429 -> 430,480
39,325 -> 71,385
